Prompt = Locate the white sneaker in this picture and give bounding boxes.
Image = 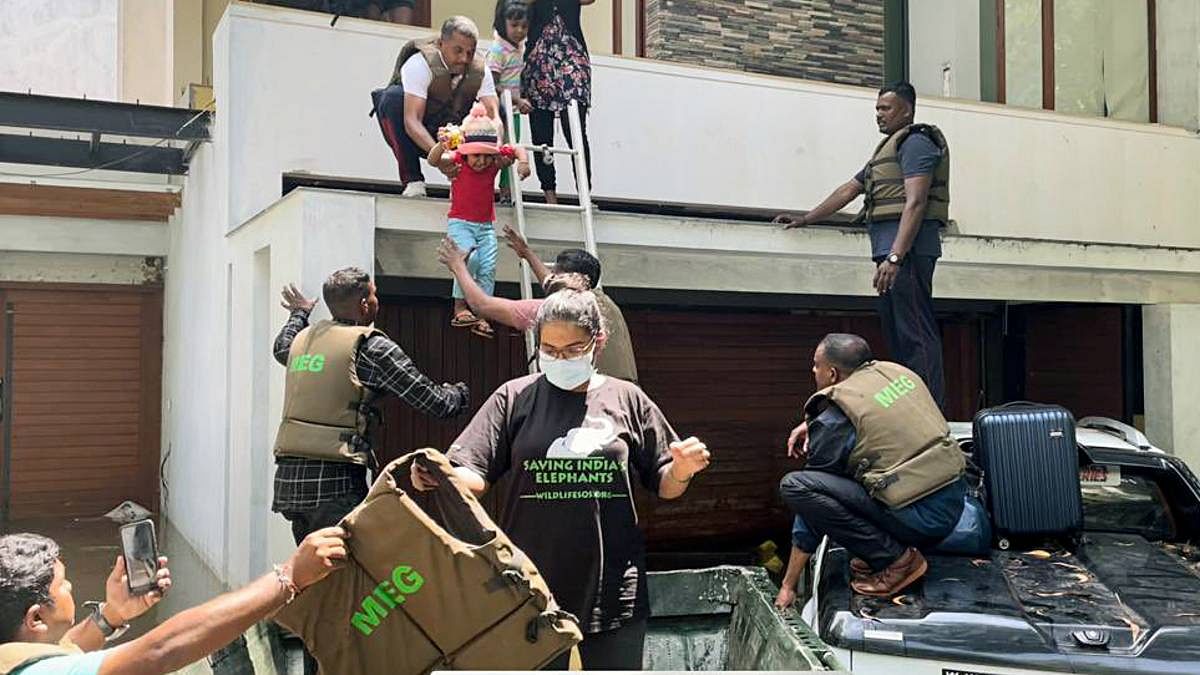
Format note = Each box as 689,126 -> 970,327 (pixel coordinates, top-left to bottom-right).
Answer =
401,181 -> 426,198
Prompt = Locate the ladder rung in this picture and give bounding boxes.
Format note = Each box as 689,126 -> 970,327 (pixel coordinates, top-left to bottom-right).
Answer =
522,202 -> 587,213
520,144 -> 579,156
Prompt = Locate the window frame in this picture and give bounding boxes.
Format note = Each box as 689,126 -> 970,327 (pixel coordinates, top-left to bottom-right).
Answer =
984,0 -> 1158,121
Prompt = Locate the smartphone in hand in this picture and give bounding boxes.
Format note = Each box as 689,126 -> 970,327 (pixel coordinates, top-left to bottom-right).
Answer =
119,519 -> 159,596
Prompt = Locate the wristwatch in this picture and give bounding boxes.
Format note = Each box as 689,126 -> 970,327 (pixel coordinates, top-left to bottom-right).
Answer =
886,252 -> 903,265
84,601 -> 130,642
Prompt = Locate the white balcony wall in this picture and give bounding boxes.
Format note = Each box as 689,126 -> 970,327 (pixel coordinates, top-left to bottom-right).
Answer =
220,2 -> 1200,251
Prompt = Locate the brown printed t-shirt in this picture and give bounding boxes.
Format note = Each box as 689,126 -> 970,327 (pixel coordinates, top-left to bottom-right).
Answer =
448,374 -> 675,633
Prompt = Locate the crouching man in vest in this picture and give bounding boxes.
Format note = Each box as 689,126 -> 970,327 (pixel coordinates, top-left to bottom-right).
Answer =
776,82 -> 950,410
273,266 -> 470,544
776,334 -> 965,601
371,15 -> 501,197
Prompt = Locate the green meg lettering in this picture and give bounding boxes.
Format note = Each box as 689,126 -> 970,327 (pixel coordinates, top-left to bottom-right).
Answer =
351,595 -> 389,637
350,564 -> 425,637
393,565 -> 424,594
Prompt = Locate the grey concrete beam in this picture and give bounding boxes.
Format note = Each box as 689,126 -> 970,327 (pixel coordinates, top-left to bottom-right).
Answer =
368,191 -> 1200,305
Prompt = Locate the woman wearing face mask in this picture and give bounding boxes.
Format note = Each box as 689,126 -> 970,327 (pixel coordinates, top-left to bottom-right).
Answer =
411,289 -> 711,670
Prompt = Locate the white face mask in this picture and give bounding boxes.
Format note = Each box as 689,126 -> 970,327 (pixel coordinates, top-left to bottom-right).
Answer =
539,349 -> 596,390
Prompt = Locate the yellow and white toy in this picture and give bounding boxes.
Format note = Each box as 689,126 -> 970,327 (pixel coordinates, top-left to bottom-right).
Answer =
437,124 -> 465,150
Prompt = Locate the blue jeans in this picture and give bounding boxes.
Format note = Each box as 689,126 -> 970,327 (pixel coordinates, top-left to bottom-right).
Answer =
447,218 -> 498,300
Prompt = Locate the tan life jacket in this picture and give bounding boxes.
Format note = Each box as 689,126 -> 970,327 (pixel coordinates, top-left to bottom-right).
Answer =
594,291 -> 638,383
274,449 -> 582,673
862,123 -> 950,224
0,641 -> 81,675
391,37 -> 486,129
273,320 -> 385,465
805,360 -> 964,508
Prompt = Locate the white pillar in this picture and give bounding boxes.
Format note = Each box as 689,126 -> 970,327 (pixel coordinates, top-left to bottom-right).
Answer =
1143,303 -> 1200,470
224,189 -> 376,586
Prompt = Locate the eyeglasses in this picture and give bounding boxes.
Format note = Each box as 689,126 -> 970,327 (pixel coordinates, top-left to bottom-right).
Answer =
538,338 -> 595,360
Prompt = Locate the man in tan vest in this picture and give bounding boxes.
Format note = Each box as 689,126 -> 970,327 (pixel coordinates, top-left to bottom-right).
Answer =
775,82 -> 950,410
371,15 -> 502,197
775,334 -> 965,602
274,267 -> 469,675
272,267 -> 470,545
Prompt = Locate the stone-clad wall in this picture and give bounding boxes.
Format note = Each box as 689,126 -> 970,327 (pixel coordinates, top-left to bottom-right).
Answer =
644,0 -> 886,88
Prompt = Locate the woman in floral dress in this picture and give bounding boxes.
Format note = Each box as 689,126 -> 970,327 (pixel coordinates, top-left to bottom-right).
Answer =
522,0 -> 595,204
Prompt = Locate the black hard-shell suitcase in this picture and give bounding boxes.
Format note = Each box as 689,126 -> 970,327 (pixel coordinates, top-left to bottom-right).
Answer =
972,402 -> 1083,549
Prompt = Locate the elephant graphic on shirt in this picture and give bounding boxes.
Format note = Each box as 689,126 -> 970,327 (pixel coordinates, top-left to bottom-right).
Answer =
546,416 -> 617,459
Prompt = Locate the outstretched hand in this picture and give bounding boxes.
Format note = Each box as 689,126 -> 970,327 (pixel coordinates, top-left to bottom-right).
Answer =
437,237 -> 472,269
280,284 -> 318,313
502,224 -> 531,258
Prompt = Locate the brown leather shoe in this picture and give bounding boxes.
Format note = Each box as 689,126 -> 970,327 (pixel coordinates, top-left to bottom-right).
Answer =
849,557 -> 872,581
851,548 -> 928,597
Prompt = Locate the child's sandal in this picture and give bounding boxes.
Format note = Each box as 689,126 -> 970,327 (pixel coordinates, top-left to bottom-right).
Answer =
450,310 -> 479,327
470,320 -> 495,339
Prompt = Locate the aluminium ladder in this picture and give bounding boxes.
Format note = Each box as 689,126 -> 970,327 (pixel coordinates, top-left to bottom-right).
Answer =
501,89 -> 598,370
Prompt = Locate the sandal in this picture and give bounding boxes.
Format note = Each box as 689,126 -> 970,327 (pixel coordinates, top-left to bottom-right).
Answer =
450,310 -> 479,327
470,319 -> 495,339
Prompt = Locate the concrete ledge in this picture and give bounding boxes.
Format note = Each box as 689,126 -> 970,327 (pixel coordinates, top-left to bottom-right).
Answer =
365,190 -> 1200,305
0,251 -> 163,285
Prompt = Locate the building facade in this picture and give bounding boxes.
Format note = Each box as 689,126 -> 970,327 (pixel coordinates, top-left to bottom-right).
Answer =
1,1 -> 1198,589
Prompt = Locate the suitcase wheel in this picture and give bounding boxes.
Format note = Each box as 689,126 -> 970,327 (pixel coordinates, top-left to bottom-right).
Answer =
998,537 -> 1010,550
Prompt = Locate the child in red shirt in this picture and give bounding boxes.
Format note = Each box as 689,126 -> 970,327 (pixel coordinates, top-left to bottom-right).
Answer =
428,103 -> 529,337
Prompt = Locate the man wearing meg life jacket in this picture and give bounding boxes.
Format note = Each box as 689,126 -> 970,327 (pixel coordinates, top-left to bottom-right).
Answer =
272,266 -> 470,544
778,334 -> 966,599
776,82 -> 951,410
372,15 -> 502,197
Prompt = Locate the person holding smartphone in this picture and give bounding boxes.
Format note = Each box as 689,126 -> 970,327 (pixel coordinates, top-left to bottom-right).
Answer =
0,527 -> 346,675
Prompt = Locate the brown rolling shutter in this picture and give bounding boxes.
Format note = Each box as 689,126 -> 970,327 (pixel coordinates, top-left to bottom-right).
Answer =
627,311 -> 869,544
375,299 -> 528,464
1024,304 -> 1123,419
2,286 -> 161,519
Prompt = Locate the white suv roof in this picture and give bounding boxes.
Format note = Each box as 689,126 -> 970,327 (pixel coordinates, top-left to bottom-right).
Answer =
949,416 -> 1163,454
